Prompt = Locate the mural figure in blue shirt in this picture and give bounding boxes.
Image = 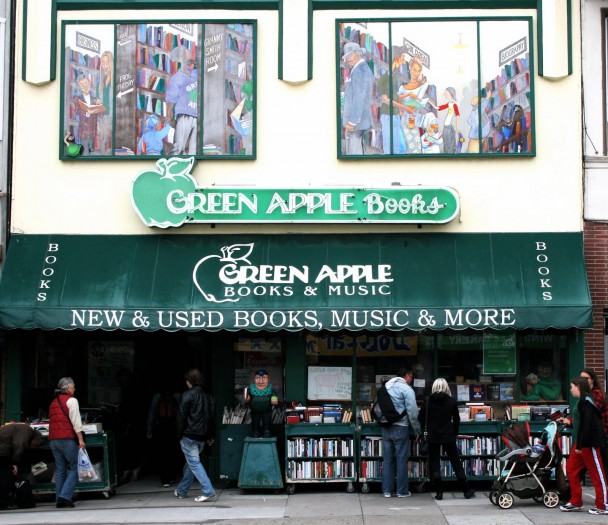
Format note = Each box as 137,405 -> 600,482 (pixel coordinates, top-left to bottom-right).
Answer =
166,56 -> 198,155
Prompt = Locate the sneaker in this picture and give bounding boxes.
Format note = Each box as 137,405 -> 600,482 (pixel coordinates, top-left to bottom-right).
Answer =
397,492 -> 412,498
194,494 -> 215,502
589,508 -> 608,515
174,490 -> 185,499
560,502 -> 583,512
383,493 -> 392,498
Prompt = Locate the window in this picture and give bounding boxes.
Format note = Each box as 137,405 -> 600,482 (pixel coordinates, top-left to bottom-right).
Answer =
338,18 -> 533,157
62,21 -> 255,159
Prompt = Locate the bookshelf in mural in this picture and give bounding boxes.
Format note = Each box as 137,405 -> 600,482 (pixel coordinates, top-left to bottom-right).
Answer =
203,23 -> 254,156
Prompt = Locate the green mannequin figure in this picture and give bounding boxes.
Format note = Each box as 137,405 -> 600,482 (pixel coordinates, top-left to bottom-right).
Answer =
522,361 -> 562,400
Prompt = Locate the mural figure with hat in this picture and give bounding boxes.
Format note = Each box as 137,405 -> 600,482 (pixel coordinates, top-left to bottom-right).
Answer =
137,115 -> 171,155
166,46 -> 199,155
244,369 -> 279,437
341,42 -> 375,155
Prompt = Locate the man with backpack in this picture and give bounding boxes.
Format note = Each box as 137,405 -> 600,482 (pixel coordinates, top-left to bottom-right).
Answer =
379,366 -> 421,498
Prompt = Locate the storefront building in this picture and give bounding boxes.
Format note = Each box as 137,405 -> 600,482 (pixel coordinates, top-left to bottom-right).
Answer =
0,0 -> 592,483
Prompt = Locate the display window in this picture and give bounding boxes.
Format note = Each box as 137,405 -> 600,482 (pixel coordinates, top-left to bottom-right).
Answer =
61,21 -> 255,159
337,17 -> 534,157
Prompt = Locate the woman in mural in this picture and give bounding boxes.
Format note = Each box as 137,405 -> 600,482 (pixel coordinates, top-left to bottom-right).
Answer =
398,56 -> 430,131
98,50 -> 113,154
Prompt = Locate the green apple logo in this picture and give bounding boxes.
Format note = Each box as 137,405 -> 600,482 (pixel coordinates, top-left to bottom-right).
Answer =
131,157 -> 197,228
193,244 -> 255,303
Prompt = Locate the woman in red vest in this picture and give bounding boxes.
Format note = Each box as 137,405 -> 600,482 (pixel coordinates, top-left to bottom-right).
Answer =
48,377 -> 85,508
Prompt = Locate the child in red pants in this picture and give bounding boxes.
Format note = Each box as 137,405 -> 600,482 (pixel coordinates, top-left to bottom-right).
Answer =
560,376 -> 608,515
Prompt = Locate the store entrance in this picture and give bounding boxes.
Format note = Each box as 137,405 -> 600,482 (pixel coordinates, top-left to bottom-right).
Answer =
16,329 -> 217,490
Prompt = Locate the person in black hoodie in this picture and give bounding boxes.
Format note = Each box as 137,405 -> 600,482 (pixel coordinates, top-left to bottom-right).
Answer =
426,378 -> 475,500
559,376 -> 608,514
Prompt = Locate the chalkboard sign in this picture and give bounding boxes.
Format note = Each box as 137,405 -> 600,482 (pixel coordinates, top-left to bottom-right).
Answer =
307,366 -> 352,401
483,331 -> 516,375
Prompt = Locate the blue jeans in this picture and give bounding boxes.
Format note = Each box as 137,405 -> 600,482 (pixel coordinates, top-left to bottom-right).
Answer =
381,425 -> 410,495
381,114 -> 406,154
50,438 -> 79,502
176,437 -> 215,497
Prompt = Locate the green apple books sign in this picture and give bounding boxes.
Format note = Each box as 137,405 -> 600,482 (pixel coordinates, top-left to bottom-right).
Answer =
131,157 -> 461,227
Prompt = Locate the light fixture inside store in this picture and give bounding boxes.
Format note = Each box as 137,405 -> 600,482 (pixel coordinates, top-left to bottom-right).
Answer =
453,33 -> 467,49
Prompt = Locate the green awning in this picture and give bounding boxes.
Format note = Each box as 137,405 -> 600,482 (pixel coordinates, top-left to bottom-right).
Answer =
0,233 -> 592,332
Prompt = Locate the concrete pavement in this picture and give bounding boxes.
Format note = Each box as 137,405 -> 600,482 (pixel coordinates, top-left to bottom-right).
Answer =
2,478 -> 608,524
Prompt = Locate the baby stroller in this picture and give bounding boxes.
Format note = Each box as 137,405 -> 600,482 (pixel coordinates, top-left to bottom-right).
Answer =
489,420 -> 564,509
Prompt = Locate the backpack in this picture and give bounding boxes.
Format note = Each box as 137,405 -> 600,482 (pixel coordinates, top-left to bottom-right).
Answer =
14,480 -> 35,509
372,382 -> 407,426
157,392 -> 177,421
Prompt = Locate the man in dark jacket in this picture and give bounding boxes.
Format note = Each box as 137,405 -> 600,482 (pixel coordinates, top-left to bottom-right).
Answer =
0,424 -> 43,509
174,368 -> 216,502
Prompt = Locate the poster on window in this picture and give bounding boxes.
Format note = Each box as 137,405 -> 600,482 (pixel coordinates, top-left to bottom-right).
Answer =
62,21 -> 255,158
338,18 -> 533,156
87,341 -> 134,405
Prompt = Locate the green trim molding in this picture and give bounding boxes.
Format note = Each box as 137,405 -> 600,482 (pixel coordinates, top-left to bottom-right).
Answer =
23,0 -> 571,85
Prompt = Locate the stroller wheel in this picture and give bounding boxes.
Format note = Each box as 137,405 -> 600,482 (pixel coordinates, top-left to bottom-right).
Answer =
497,491 -> 514,509
489,490 -> 499,506
543,491 -> 560,508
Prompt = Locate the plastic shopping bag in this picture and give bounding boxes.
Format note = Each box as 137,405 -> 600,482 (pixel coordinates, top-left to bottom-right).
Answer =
77,448 -> 101,483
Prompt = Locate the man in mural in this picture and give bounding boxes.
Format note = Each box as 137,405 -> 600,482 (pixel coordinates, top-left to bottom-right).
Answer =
166,56 -> 199,155
73,76 -> 105,156
341,42 -> 375,155
378,49 -> 409,154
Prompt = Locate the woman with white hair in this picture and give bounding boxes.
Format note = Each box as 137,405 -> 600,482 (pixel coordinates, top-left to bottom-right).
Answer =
48,377 -> 85,508
426,378 -> 474,500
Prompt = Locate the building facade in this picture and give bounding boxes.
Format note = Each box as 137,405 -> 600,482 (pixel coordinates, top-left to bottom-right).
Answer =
0,0 -> 592,483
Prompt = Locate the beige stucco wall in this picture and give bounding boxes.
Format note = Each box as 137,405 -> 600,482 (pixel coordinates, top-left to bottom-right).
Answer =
11,7 -> 583,235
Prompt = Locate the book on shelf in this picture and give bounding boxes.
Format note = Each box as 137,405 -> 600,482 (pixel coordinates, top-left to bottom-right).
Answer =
456,384 -> 470,402
469,384 -> 486,402
486,384 -> 501,401
500,383 -> 514,401
511,404 -> 530,421
530,405 -> 551,421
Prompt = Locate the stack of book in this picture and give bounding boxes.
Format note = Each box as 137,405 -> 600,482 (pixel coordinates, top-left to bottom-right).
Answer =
322,404 -> 342,423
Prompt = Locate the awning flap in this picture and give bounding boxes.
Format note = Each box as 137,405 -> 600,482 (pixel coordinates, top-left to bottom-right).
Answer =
0,233 -> 593,332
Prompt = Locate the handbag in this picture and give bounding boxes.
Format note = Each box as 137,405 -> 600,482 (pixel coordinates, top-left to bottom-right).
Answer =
418,397 -> 429,456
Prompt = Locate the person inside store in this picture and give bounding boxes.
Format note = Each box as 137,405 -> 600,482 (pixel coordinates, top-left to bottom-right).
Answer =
0,424 -> 43,509
559,377 -> 608,514
381,365 -> 421,498
146,381 -> 181,487
425,378 -> 475,500
48,377 -> 86,509
244,369 -> 279,438
116,368 -> 145,484
521,360 -> 562,401
174,368 -> 216,502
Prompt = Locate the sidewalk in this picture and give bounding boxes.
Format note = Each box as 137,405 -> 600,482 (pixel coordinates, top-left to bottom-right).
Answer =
2,478 -> 608,525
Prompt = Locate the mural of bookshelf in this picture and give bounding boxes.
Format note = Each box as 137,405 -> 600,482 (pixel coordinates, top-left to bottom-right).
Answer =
285,423 -> 356,494
223,24 -> 254,156
135,24 -> 197,155
482,53 -> 532,154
